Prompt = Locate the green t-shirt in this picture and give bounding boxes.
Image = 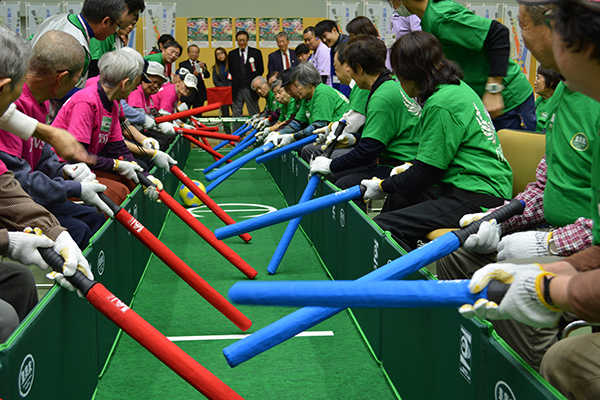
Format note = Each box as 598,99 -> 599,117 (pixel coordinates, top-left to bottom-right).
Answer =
144,52 -> 164,65
415,81 -> 513,199
361,80 -> 420,163
306,83 -> 350,124
279,97 -> 300,122
265,90 -> 278,113
592,136 -> 600,245
295,99 -> 309,124
535,95 -> 553,133
348,82 -> 369,115
421,0 -> 532,113
543,83 -> 600,227
90,34 -> 116,61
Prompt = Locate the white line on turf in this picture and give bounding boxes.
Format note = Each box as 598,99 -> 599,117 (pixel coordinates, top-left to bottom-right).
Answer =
166,331 -> 334,342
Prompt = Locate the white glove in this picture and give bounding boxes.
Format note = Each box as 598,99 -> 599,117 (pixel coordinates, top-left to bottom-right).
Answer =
360,178 -> 387,201
143,115 -> 156,130
152,150 -> 177,170
142,137 -> 160,151
257,118 -> 270,130
79,181 -> 113,217
389,163 -> 412,177
314,123 -> 333,145
459,212 -> 488,227
158,121 -> 176,135
114,159 -> 142,183
459,263 -> 562,328
256,127 -> 271,141
310,156 -> 332,176
252,117 -> 265,129
176,103 -> 189,112
182,123 -> 195,130
463,219 -> 501,254
7,228 -> 53,270
497,231 -> 551,261
275,133 -> 295,148
265,131 -> 281,146
63,162 -> 95,182
143,175 -> 163,201
53,231 -> 93,279
324,131 -> 356,149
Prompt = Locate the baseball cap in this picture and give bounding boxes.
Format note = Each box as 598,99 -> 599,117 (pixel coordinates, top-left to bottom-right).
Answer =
141,59 -> 151,83
280,67 -> 295,87
145,61 -> 168,83
181,72 -> 198,90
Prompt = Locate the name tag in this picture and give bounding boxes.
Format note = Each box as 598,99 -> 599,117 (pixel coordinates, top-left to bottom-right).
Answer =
385,33 -> 397,47
101,116 -> 112,132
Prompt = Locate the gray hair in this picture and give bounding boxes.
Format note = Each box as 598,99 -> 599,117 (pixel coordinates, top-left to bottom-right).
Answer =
291,62 -> 321,87
276,32 -> 289,41
251,75 -> 267,87
270,79 -> 282,91
523,4 -> 554,26
0,26 -> 32,88
29,31 -> 85,79
81,0 -> 127,25
99,49 -> 143,88
120,46 -> 145,74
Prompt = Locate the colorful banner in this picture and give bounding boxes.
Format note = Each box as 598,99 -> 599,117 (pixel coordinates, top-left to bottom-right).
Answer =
211,17 -> 233,47
327,2 -> 360,34
63,2 -> 83,15
27,3 -> 60,37
364,2 -> 393,37
144,3 -> 177,55
0,3 -> 21,34
467,3 -> 501,21
235,17 -> 257,46
282,18 -> 303,47
259,18 -> 280,48
503,5 -> 532,77
187,17 -> 209,48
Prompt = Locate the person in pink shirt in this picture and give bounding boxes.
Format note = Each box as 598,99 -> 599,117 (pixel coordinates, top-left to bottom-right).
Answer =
151,67 -> 197,115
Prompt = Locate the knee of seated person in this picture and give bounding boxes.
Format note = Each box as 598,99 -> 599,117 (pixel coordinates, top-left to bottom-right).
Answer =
0,302 -> 20,343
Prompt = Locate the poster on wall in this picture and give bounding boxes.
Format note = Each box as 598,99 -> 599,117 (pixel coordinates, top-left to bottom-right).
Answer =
364,2 -> 392,37
259,18 -> 280,48
188,17 -> 209,48
212,17 -> 233,47
327,2 -> 360,34
0,3 -> 21,35
466,3 -> 501,21
144,3 -> 177,55
64,2 -> 83,15
503,5 -> 532,77
26,3 -> 60,37
235,17 -> 257,47
282,18 -> 303,47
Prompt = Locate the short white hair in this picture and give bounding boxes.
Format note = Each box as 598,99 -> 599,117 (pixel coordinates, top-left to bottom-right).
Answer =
0,26 -> 32,88
99,49 -> 143,88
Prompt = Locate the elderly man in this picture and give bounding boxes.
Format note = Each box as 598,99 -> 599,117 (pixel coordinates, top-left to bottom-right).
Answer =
315,20 -> 351,96
268,32 -> 300,75
303,27 -> 331,86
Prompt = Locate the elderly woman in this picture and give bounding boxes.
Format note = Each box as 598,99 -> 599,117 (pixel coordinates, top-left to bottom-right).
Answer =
266,62 -> 349,148
362,31 -> 513,251
52,49 -> 170,204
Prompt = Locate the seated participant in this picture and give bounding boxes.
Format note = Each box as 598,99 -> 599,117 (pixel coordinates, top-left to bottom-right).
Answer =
302,40 -> 370,162
362,31 -> 513,251
151,68 -> 198,115
52,49 -> 166,205
534,66 -> 561,133
265,62 -> 349,148
250,75 -> 281,130
263,77 -> 298,134
310,35 -> 420,212
144,40 -> 182,81
0,31 -> 108,249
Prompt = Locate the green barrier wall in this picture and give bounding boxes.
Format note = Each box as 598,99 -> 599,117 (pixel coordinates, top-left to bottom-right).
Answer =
263,153 -> 565,400
0,137 -> 190,400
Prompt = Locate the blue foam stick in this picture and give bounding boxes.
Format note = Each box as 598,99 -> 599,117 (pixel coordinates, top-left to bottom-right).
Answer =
235,129 -> 258,147
255,134 -> 318,164
213,124 -> 252,151
203,136 -> 258,174
267,174 -> 321,275
228,280 -> 493,308
222,199 -> 525,367
205,142 -> 274,182
215,185 -> 364,241
205,165 -> 241,194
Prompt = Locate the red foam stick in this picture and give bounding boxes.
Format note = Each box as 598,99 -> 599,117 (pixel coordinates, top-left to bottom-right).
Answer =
201,136 -> 220,162
191,118 -> 220,132
87,284 -> 245,399
174,128 -> 241,141
157,189 -> 257,279
155,102 -> 223,123
183,134 -> 232,164
112,206 -> 252,330
170,165 -> 252,243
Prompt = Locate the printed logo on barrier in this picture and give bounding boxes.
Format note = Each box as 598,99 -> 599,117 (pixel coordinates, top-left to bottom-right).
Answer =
372,239 -> 379,270
339,208 -> 345,228
18,354 -> 34,397
571,132 -> 589,151
97,250 -> 105,276
188,203 -> 277,219
107,295 -> 130,314
494,381 -> 516,400
459,325 -> 472,384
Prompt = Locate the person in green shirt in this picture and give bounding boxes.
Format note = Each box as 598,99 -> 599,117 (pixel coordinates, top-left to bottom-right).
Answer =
143,40 -> 182,81
361,31 -> 512,250
534,66 -> 561,133
265,62 -> 349,148
389,0 -> 536,132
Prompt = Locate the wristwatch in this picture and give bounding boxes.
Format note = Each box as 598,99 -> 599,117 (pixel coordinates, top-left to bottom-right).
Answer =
485,83 -> 505,94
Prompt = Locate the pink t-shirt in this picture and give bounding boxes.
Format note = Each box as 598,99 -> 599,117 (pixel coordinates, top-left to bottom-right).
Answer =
127,85 -> 154,113
0,84 -> 47,169
151,83 -> 178,114
52,83 -> 125,156
85,76 -> 100,89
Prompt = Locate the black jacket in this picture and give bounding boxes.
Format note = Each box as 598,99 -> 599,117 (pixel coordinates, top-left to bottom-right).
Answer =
228,46 -> 264,101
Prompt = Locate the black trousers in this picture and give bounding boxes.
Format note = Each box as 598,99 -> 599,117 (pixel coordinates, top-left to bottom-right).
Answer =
0,262 -> 38,342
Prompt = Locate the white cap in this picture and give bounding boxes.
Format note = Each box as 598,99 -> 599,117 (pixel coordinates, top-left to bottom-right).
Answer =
182,73 -> 198,90
146,62 -> 168,83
